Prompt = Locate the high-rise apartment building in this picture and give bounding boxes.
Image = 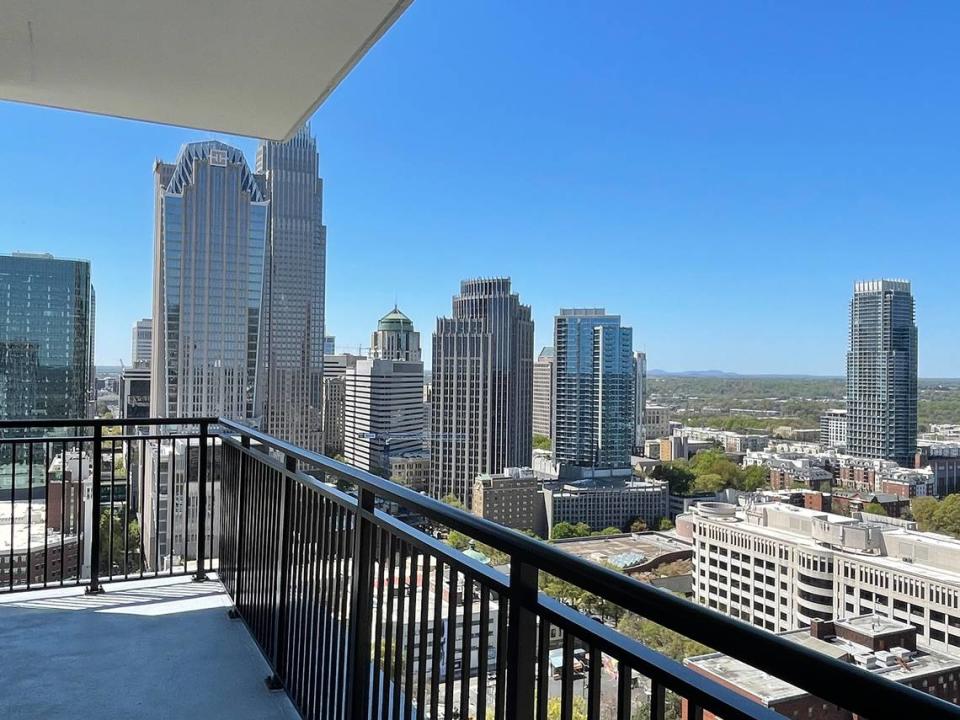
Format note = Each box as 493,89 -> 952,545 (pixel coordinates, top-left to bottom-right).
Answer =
256,127 -> 326,452
846,280 -> 918,466
431,278 -> 534,506
370,306 -> 421,361
343,308 -> 424,477
131,318 -> 152,368
553,309 -> 634,479
820,408 -> 848,450
634,350 -> 646,452
151,141 -> 268,421
532,347 -> 555,439
0,253 -> 95,421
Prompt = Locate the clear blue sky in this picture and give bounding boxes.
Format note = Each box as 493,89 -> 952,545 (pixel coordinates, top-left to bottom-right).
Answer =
1,1 -> 958,376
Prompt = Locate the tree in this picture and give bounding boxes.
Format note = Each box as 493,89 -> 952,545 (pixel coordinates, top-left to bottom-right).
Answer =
597,526 -> 621,536
441,494 -> 465,510
533,434 -> 552,451
98,509 -> 140,573
933,495 -> 960,538
658,517 -> 674,531
446,530 -> 470,551
692,473 -> 725,494
552,521 -> 591,540
650,463 -> 695,496
546,696 -> 587,720
862,501 -> 888,517
616,611 -> 709,663
912,496 -> 939,532
629,518 -> 648,533
740,464 -> 770,492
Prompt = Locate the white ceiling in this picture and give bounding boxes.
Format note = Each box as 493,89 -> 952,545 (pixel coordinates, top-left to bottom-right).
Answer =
0,0 -> 411,140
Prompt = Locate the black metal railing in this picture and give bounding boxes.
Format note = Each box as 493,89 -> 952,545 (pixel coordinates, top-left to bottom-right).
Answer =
2,416 -> 958,720
214,418 -> 960,720
0,417 -> 218,595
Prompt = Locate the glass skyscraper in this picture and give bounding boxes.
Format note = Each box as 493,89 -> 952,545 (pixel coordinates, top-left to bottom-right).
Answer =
0,253 -> 95,421
846,279 -> 918,466
553,309 -> 634,478
256,126 -> 326,452
151,141 -> 268,421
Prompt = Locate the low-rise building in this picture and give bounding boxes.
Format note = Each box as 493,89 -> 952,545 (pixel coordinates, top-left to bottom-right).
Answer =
678,427 -> 770,454
472,467 -> 538,532
644,405 -> 670,441
538,478 -> 668,538
918,441 -> 960,497
684,615 -> 960,719
389,452 -> 431,493
0,501 -> 80,588
680,499 -> 960,654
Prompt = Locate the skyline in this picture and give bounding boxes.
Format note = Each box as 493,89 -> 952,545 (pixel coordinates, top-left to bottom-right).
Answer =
2,1 -> 959,375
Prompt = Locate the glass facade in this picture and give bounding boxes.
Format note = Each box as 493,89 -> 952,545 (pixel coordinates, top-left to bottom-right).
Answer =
0,253 -> 95,421
554,309 -> 634,472
152,142 -> 268,421
256,126 -> 326,452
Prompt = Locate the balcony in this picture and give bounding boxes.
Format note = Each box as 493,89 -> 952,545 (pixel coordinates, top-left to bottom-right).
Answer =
0,417 -> 957,720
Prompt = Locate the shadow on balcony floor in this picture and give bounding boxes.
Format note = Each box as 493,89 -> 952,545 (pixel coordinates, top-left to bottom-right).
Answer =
0,576 -> 299,720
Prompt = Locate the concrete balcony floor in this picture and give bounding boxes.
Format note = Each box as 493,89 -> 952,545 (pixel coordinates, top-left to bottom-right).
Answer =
0,576 -> 299,720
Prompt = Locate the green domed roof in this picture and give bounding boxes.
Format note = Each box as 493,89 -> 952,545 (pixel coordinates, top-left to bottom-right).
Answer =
378,305 -> 414,332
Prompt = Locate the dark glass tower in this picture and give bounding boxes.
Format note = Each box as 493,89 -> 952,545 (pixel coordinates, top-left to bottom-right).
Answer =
846,279 -> 918,466
553,309 -> 634,479
0,253 -> 95,421
256,126 -> 326,452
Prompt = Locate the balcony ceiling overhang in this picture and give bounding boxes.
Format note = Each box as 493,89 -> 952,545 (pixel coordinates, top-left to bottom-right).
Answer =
0,0 -> 411,140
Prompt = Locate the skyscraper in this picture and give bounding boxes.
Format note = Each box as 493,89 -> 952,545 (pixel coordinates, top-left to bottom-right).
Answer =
256,126 -> 326,452
131,318 -> 152,368
371,306 -> 421,361
553,309 -> 634,479
431,278 -> 534,506
846,279 -> 918,466
151,141 -> 268,421
634,350 -> 646,451
533,347 -> 555,439
0,253 -> 95,421
344,307 -> 424,476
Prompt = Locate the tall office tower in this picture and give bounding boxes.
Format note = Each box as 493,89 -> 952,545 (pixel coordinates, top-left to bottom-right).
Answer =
344,308 -> 424,476
322,353 -> 361,457
256,126 -> 326,452
131,318 -> 152,368
553,309 -> 634,479
846,280 -> 918,466
431,278 -> 534,506
532,347 -> 555,439
0,253 -> 95,421
151,141 -> 268,421
634,350 -> 646,452
370,306 -> 421,361
324,336 -> 336,355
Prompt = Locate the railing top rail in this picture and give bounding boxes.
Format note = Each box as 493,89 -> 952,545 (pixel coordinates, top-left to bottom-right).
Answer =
0,417 -> 217,430
216,416 -> 960,720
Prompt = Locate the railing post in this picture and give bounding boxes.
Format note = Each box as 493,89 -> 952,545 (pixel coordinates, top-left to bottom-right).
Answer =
229,434 -> 250,619
345,487 -> 376,720
505,559 -> 538,720
266,452 -> 296,690
86,423 -> 104,594
193,420 -> 208,582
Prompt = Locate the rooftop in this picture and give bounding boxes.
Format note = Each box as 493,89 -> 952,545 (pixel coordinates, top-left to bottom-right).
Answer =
687,615 -> 960,706
552,531 -> 692,571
